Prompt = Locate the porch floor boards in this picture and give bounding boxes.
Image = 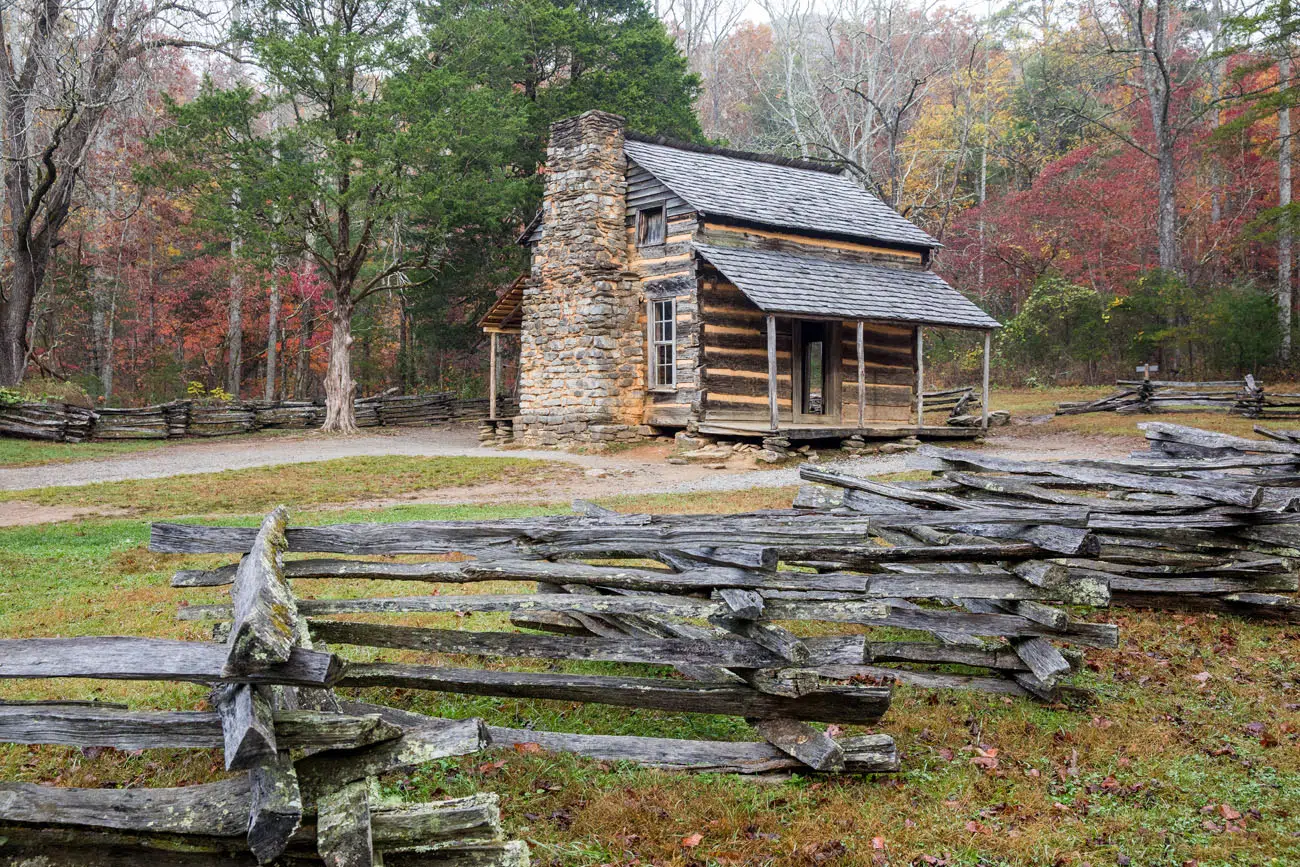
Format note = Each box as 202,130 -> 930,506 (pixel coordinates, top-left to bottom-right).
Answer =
694,422 -> 980,441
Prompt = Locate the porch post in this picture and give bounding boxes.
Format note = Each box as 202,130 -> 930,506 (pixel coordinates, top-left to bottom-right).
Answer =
981,329 -> 991,431
856,320 -> 865,428
767,314 -> 779,432
488,331 -> 499,421
915,326 -> 924,426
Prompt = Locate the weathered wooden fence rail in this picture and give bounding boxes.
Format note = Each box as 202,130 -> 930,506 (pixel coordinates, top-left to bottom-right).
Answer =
0,394 -> 519,443
793,422 -> 1300,629
155,488 -> 1120,707
0,510 -> 529,867
1056,376 -> 1300,418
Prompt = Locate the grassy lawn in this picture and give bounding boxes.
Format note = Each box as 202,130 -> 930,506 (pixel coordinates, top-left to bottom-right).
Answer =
990,385 -> 1300,442
0,487 -> 1296,866
0,455 -> 576,517
0,436 -> 174,468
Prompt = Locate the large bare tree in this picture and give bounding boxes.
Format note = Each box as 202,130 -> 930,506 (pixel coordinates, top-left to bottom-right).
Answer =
0,0 -> 215,386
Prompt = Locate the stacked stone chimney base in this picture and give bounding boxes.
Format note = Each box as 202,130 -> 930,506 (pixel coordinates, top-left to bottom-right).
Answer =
514,110 -> 650,448
512,418 -> 650,447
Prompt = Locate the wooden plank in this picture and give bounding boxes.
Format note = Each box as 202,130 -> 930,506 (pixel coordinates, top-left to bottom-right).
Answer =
309,619 -> 804,667
338,664 -> 891,725
752,718 -> 845,772
0,777 -> 251,837
857,321 -> 865,427
227,506 -> 299,673
181,593 -> 897,626
214,683 -> 277,771
981,330 -> 991,429
913,445 -> 1264,508
767,314 -> 779,431
316,780 -> 373,867
914,326 -> 923,423
247,750 -> 302,864
0,637 -> 342,686
485,724 -> 897,774
0,704 -> 401,752
370,793 -> 504,852
717,587 -> 764,619
295,716 -> 488,805
179,558 -> 870,594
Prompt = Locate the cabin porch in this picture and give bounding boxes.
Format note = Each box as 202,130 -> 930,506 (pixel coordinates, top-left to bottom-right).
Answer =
693,421 -> 983,440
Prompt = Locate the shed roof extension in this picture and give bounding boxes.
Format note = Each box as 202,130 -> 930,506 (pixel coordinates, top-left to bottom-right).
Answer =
695,244 -> 1000,330
624,136 -> 939,250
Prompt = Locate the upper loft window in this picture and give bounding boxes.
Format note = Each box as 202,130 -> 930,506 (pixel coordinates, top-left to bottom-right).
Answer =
636,205 -> 667,247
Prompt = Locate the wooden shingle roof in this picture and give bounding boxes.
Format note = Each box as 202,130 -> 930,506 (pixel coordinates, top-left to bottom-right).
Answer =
478,275 -> 526,333
695,244 -> 999,330
623,137 -> 939,250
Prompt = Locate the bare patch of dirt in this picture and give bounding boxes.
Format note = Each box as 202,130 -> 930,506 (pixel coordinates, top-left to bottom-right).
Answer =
983,430 -> 1137,461
0,501 -> 134,527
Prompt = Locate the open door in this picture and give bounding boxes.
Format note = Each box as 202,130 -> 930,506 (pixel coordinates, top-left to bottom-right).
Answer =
793,320 -> 838,424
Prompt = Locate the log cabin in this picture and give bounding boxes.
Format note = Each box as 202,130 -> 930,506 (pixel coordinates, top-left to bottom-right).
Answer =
479,110 -> 999,447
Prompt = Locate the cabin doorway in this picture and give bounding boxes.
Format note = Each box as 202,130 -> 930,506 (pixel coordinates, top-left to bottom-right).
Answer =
793,320 -> 838,423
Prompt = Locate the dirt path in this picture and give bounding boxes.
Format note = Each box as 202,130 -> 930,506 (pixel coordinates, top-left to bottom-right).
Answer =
0,427 -> 1138,525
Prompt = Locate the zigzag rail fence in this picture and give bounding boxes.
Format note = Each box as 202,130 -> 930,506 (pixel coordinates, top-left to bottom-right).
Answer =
0,394 -> 518,443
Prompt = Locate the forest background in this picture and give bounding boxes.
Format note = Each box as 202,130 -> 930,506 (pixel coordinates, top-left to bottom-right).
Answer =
3,0 -> 1299,426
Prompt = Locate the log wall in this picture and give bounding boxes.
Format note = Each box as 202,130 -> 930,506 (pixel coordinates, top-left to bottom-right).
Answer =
696,223 -> 925,270
837,321 -> 915,424
627,160 -> 701,428
699,273 -> 792,422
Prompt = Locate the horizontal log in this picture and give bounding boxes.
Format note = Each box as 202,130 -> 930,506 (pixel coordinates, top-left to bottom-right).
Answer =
180,593 -> 895,626
338,664 -> 891,725
176,558 -> 871,594
485,725 -> 897,774
812,664 -> 1032,697
308,619 -> 855,667
0,638 -> 342,686
912,446 -> 1264,508
0,704 -> 398,752
0,777 -> 252,837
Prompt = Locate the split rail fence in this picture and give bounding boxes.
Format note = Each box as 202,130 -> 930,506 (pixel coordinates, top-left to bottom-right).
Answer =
1056,376 -> 1300,419
795,421 -> 1300,628
155,498 -> 1119,712
0,508 -> 528,866
0,394 -> 518,443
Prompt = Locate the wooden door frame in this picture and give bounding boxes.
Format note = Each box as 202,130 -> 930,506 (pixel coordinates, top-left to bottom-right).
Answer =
791,319 -> 842,424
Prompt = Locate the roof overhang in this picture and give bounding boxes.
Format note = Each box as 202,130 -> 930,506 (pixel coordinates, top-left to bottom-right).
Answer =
478,275 -> 526,334
695,244 -> 1000,331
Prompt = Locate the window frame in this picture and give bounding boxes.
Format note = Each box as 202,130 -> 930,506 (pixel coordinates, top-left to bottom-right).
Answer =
648,297 -> 677,390
636,204 -> 667,247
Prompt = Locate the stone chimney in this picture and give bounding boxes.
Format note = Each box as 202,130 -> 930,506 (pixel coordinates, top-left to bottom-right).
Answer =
516,110 -> 646,445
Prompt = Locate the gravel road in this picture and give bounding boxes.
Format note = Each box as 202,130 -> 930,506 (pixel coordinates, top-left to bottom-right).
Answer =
0,426 -> 1133,505
0,426 -> 917,496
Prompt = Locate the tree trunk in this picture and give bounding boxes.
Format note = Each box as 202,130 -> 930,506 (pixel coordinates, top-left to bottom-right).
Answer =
265,276 -> 280,401
1281,51 -> 1294,361
91,283 -> 116,401
1156,142 -> 1178,273
227,253 -> 244,397
321,299 -> 357,433
296,296 -> 313,399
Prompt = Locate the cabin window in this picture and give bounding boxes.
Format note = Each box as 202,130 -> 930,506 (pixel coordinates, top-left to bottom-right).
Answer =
650,298 -> 677,388
637,205 -> 667,247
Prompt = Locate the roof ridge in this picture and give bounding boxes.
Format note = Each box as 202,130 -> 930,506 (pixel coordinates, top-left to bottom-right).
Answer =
624,131 -> 846,176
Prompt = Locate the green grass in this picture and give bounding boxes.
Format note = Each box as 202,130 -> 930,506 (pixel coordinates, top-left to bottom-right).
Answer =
0,455 -> 577,517
989,385 -> 1300,441
0,437 -> 172,468
0,491 -> 1297,866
